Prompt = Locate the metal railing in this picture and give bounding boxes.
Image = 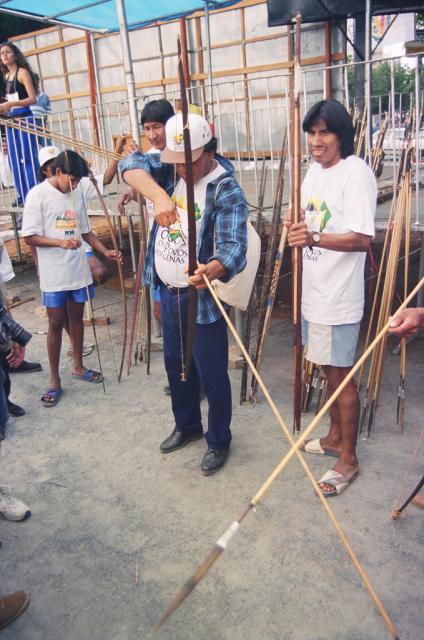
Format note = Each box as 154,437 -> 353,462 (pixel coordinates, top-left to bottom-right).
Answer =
1,54 -> 422,243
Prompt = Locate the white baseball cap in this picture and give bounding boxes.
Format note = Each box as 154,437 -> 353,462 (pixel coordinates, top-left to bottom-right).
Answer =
160,113 -> 212,164
38,145 -> 61,168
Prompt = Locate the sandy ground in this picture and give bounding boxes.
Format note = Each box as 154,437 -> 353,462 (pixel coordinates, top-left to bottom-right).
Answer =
0,265 -> 423,640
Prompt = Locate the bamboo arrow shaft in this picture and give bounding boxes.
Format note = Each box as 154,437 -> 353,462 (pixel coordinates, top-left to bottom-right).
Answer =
392,474 -> 424,518
64,158 -> 105,392
250,133 -> 287,401
206,275 -> 419,640
249,225 -> 288,402
127,202 -> 146,376
154,269 -> 414,637
2,117 -> 121,162
250,275 -> 424,504
89,173 -> 128,382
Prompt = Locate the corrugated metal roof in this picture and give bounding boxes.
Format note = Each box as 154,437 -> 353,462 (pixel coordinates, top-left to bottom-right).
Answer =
0,0 -> 239,33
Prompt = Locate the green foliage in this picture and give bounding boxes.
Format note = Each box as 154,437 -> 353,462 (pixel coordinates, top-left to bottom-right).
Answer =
347,13 -> 424,106
348,60 -> 424,110
371,62 -> 392,96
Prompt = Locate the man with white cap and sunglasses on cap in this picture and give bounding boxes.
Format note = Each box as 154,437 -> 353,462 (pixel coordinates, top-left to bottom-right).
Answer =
120,112 -> 248,475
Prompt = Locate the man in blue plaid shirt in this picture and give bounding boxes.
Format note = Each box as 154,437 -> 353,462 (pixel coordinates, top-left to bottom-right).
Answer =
119,113 -> 248,475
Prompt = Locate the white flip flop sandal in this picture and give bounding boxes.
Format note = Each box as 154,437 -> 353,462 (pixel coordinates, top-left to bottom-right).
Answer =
318,469 -> 359,497
302,438 -> 339,458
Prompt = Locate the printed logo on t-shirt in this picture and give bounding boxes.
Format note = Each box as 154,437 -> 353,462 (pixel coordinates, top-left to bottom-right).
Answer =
55,210 -> 77,235
172,194 -> 201,220
304,198 -> 332,262
156,225 -> 186,265
305,198 -> 332,232
155,196 -> 202,267
164,194 -> 201,243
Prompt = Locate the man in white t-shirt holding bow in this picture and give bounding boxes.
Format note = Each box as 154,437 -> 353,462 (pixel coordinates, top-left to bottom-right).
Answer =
286,99 -> 377,498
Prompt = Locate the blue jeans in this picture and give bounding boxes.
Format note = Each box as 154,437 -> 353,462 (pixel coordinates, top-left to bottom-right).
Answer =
0,359 -> 9,427
160,284 -> 232,450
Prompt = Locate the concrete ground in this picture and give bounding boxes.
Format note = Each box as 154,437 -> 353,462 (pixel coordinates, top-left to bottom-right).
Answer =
0,266 -> 423,640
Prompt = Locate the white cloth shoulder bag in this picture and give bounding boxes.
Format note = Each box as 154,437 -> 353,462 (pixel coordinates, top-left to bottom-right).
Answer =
211,179 -> 261,310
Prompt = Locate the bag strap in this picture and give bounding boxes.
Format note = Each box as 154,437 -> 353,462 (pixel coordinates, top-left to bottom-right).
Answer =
212,176 -> 233,252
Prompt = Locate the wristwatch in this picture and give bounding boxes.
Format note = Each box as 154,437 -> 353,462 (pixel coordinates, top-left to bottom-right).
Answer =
312,232 -> 321,245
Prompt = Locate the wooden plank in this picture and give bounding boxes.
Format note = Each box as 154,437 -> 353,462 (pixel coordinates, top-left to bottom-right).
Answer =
47,50 -> 344,103
85,32 -> 101,147
58,28 -> 77,141
240,7 -> 251,151
9,296 -> 36,309
50,90 -> 90,101
10,25 -> 59,41
157,24 -> 166,95
179,17 -> 191,89
20,37 -> 86,57
207,32 -> 285,51
324,21 -> 332,97
84,317 -> 111,327
37,69 -> 96,82
188,0 -> 265,20
88,33 -> 285,69
194,16 -> 206,110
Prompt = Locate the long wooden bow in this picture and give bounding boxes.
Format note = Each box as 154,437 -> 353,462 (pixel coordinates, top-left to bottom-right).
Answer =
291,13 -> 303,433
65,152 -> 105,393
88,172 -> 128,382
177,35 -> 197,381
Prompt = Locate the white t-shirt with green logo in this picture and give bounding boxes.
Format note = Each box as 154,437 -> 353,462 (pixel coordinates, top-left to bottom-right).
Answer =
301,155 -> 376,325
22,180 -> 92,292
154,162 -> 225,287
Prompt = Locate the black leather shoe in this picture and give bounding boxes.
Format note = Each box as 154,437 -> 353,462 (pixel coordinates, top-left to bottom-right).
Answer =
200,448 -> 230,476
160,429 -> 203,453
7,402 -> 25,417
10,360 -> 42,374
0,425 -> 5,441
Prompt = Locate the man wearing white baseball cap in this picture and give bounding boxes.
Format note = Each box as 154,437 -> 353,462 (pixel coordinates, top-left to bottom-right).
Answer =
120,112 -> 248,475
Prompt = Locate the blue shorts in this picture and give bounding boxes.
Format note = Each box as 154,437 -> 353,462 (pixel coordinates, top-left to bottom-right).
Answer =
302,317 -> 360,367
153,284 -> 161,303
83,240 -> 93,258
42,284 -> 95,308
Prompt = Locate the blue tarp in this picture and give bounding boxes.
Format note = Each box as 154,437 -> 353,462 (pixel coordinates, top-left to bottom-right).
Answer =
0,1 -> 239,33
